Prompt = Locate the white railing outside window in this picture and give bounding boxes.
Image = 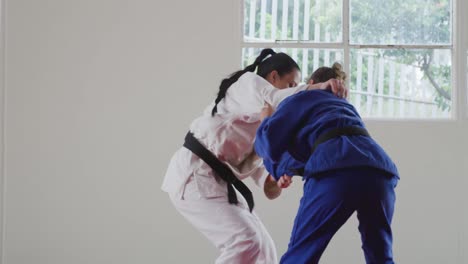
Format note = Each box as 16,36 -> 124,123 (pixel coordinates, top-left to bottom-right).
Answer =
242,0 -> 454,119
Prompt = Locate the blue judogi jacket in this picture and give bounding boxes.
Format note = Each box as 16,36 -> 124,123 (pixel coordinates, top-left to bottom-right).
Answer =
254,89 -> 399,180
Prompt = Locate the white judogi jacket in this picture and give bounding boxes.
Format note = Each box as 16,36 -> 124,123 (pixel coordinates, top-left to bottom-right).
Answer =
162,72 -> 307,199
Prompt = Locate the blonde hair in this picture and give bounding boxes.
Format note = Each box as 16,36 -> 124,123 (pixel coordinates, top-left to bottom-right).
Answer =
331,62 -> 347,81
309,62 -> 347,83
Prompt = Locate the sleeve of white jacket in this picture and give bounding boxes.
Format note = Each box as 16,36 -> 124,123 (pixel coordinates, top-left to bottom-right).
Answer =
228,151 -> 269,190
235,72 -> 308,111
248,161 -> 270,190
256,76 -> 309,108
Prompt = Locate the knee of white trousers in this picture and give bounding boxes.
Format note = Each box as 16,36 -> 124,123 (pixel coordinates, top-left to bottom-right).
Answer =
219,231 -> 264,261
242,232 -> 263,254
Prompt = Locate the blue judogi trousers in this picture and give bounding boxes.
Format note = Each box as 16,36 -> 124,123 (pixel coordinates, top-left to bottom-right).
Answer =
280,167 -> 398,264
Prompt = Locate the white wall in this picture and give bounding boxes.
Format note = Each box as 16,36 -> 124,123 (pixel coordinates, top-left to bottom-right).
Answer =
1,0 -> 467,263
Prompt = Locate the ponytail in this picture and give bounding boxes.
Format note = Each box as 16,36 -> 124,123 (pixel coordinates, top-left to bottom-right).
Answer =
211,49 -> 276,116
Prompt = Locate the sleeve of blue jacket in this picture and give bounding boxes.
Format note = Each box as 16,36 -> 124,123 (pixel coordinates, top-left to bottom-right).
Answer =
254,93 -> 309,163
263,151 -> 305,180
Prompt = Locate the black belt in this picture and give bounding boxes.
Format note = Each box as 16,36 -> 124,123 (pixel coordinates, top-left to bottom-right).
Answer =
183,132 -> 254,212
290,126 -> 370,176
311,126 -> 370,155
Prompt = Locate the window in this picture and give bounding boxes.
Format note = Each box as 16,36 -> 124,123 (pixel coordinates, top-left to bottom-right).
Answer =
242,0 -> 453,118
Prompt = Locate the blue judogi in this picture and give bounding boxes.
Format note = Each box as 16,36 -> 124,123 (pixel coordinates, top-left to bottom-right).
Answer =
255,89 -> 399,264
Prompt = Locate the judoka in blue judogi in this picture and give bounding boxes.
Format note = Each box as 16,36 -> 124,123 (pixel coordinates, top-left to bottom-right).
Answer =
255,63 -> 399,264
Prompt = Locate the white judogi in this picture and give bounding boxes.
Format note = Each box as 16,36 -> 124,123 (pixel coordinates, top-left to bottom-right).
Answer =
162,72 -> 307,264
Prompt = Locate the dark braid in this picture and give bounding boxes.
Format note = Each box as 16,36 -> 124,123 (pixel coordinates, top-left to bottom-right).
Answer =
211,49 -> 276,116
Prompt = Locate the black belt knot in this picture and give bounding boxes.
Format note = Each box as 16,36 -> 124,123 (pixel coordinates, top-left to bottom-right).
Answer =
183,132 -> 254,212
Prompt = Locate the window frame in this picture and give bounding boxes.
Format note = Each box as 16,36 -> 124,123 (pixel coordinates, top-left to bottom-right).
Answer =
240,0 -> 467,120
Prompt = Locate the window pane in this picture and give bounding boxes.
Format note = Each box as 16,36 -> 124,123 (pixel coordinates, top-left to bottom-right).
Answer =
242,48 -> 344,82
350,49 -> 451,118
350,0 -> 451,45
243,0 -> 342,43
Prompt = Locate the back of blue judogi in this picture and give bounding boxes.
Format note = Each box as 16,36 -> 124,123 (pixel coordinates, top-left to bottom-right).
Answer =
255,89 -> 399,180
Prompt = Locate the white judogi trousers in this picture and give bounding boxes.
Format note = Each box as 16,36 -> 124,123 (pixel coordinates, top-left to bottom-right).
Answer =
169,177 -> 278,264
